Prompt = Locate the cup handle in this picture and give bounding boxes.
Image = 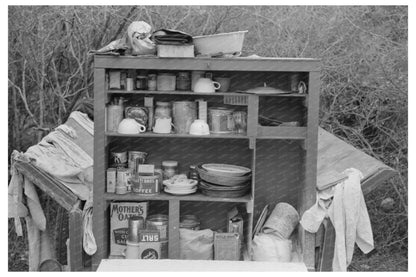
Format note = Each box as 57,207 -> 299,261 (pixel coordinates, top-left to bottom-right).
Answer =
213,81 -> 221,90
137,123 -> 147,133
298,81 -> 307,94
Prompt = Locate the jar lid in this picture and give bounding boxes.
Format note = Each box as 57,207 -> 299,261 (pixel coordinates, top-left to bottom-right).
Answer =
162,160 -> 178,167
156,101 -> 171,106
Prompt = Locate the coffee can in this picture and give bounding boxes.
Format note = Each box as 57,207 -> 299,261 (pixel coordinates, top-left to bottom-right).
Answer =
117,168 -> 133,192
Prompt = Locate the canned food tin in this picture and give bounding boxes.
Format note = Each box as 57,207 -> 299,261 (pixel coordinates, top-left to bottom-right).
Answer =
128,216 -> 145,243
146,214 -> 168,241
111,151 -> 128,166
128,151 -> 148,172
162,160 -> 178,180
117,168 -> 133,192
131,174 -> 160,195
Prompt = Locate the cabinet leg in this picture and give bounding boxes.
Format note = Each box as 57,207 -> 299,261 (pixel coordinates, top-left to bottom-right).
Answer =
69,208 -> 84,271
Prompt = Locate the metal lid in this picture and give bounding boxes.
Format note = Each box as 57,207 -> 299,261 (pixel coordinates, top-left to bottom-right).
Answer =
156,101 -> 171,106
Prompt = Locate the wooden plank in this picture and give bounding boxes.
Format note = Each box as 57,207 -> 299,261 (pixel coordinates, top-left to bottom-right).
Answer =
168,199 -> 180,259
97,259 -> 308,271
92,67 -> 107,270
94,56 -> 320,72
14,161 -> 77,211
103,192 -> 252,203
247,95 -> 259,137
106,131 -> 248,139
257,126 -> 307,139
69,202 -> 84,271
317,127 -> 397,192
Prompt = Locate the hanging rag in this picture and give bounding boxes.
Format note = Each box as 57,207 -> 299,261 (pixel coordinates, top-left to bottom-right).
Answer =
8,111 -> 97,270
300,168 -> 374,271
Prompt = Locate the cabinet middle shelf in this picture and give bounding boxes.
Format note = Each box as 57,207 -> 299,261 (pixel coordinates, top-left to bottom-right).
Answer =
104,192 -> 252,203
105,131 -> 249,139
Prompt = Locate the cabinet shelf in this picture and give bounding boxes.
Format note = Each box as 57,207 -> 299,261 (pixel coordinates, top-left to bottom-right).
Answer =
106,131 -> 249,139
107,89 -> 307,98
104,192 -> 252,203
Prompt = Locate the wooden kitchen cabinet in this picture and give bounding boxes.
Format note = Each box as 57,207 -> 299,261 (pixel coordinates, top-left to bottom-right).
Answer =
92,56 -> 320,270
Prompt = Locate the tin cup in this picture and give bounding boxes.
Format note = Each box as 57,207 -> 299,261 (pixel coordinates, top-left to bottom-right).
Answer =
128,216 -> 145,243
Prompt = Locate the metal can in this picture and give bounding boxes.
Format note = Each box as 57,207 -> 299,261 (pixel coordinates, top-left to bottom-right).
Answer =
117,168 -> 133,193
162,161 -> 178,180
106,168 -> 117,193
176,72 -> 191,91
128,151 -> 148,173
146,214 -> 168,241
128,216 -> 145,243
111,151 -> 128,167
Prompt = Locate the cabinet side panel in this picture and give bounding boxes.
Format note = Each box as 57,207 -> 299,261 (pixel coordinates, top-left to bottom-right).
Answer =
93,68 -> 107,269
299,70 -> 320,270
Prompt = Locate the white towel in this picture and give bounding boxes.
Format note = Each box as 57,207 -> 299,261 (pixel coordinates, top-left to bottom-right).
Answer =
300,168 -> 374,271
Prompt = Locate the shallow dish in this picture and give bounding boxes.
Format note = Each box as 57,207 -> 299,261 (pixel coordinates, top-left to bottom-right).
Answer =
201,163 -> 251,177
164,187 -> 197,195
197,166 -> 251,186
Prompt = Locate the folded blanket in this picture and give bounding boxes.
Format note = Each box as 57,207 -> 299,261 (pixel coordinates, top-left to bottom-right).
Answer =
152,29 -> 193,45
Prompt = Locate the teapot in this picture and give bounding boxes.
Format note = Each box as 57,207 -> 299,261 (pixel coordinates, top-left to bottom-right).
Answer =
117,118 -> 146,134
193,78 -> 221,93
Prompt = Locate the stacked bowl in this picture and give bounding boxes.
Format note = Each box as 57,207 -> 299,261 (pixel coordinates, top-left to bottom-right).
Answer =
197,164 -> 251,198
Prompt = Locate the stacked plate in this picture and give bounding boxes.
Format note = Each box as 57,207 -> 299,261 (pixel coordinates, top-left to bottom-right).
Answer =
163,175 -> 198,195
197,164 -> 252,198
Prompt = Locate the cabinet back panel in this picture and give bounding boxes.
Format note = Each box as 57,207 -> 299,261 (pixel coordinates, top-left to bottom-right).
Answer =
253,140 -> 305,224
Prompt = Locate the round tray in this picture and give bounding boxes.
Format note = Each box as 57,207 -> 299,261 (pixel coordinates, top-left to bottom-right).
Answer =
197,165 -> 251,187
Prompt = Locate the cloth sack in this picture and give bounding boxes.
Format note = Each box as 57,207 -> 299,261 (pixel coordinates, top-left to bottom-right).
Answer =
180,228 -> 214,260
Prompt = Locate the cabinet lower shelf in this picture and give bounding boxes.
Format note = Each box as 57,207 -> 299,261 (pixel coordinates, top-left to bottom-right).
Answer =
104,192 -> 252,203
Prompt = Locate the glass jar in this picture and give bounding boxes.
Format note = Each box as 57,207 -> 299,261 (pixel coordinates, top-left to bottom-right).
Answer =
148,74 -> 157,91
188,165 -> 199,180
162,160 -> 178,180
176,72 -> 191,91
154,102 -> 172,119
136,75 -> 148,90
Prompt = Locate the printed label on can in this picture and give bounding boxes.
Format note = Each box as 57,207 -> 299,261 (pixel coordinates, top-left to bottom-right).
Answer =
111,151 -> 127,165
107,168 -> 117,193
117,168 -> 132,192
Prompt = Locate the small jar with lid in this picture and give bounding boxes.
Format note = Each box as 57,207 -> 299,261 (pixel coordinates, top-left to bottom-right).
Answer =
148,74 -> 157,91
176,72 -> 191,91
162,160 -> 178,180
136,75 -> 148,90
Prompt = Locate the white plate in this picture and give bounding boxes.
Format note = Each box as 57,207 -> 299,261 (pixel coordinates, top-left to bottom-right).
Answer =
164,188 -> 197,195
201,163 -> 251,177
163,179 -> 198,188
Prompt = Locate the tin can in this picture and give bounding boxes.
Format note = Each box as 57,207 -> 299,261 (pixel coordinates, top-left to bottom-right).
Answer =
128,151 -> 148,172
146,214 -> 168,241
160,240 -> 168,259
117,168 -> 133,192
106,168 -> 117,193
177,72 -> 191,91
131,174 -> 160,195
128,216 -> 145,243
111,151 -> 128,166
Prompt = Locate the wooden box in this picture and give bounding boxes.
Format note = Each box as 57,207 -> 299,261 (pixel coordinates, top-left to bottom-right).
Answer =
157,45 -> 194,58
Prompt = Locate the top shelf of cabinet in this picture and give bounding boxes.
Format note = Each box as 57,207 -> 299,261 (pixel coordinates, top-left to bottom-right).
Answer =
94,55 -> 321,72
106,90 -> 307,98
